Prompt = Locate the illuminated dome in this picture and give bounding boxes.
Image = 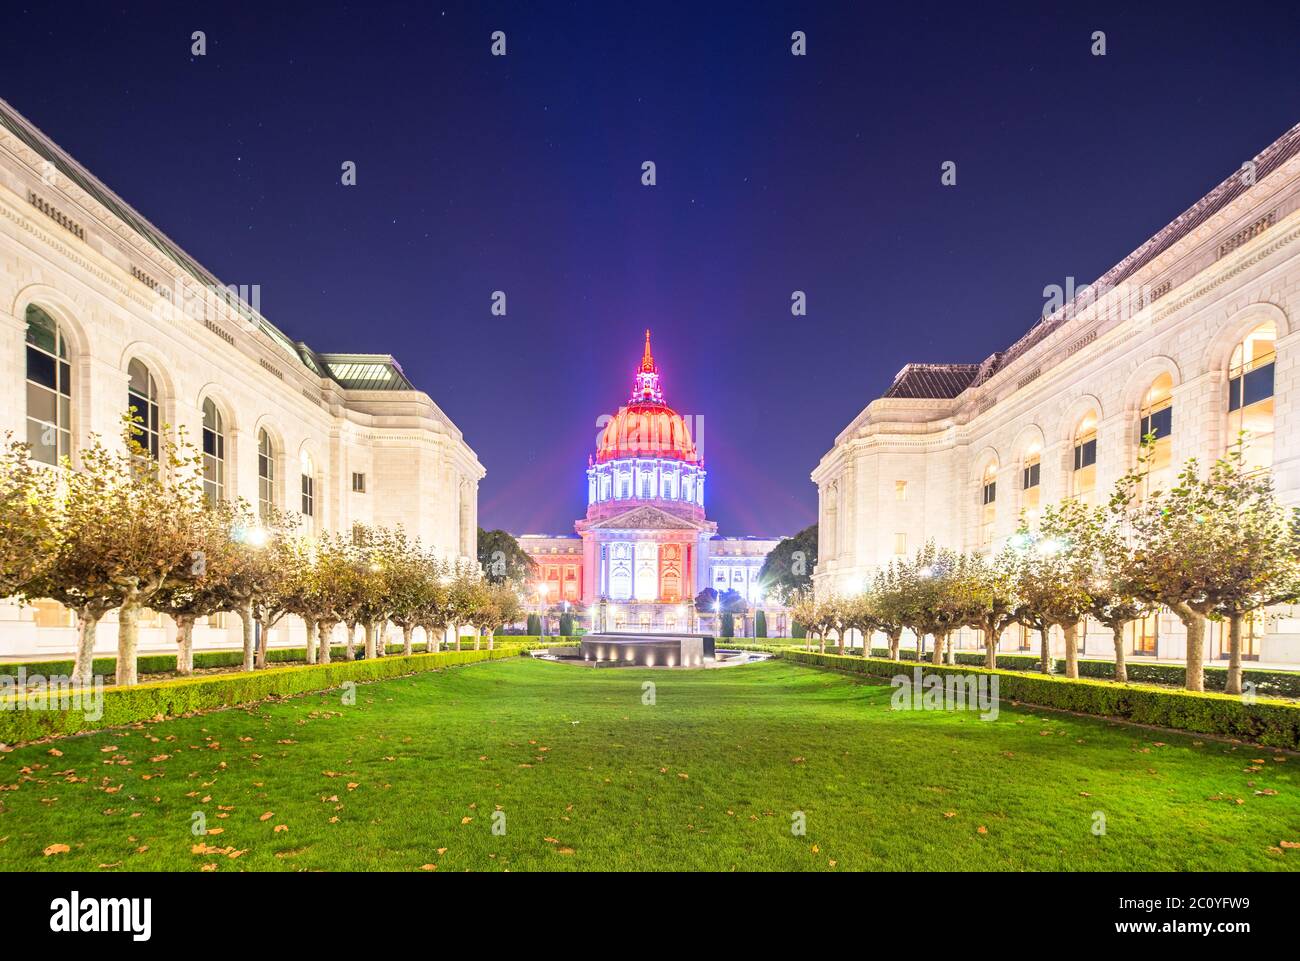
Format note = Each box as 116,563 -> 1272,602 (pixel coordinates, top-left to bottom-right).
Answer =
595,330 -> 700,464
586,331 -> 707,520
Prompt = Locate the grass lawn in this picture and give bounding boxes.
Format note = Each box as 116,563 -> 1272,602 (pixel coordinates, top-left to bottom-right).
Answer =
2,657 -> 1298,871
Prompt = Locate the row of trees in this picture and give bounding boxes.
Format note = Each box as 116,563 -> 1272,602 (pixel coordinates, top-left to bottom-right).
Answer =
792,444 -> 1300,695
0,423 -> 523,687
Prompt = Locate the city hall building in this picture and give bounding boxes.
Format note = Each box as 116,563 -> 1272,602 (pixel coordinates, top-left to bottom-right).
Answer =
518,332 -> 789,636
813,122 -> 1300,666
0,98 -> 484,657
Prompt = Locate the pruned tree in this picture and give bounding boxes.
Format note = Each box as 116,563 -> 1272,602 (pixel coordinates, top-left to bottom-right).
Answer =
1122,445 -> 1300,694
151,503 -> 241,674
486,581 -> 523,649
1019,500 -> 1095,678
962,548 -> 1020,669
30,422 -> 207,686
0,435 -> 61,601
867,560 -> 915,660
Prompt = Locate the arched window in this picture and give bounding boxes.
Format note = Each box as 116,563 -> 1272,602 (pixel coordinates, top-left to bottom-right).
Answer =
1071,412 -> 1098,503
1138,373 -> 1174,497
300,450 -> 316,526
201,399 -> 226,504
257,429 -> 275,518
1227,321 -> 1276,472
1020,444 -> 1042,528
25,305 -> 71,465
979,462 -> 997,547
126,359 -> 160,460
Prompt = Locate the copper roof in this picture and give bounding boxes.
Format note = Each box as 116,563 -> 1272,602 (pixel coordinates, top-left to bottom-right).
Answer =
884,363 -> 982,399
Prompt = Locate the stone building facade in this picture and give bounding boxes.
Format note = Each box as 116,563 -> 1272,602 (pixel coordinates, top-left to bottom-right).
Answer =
813,122 -> 1300,665
0,98 -> 484,658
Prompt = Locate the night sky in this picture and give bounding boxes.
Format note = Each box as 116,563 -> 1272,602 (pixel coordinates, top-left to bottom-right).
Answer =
5,2 -> 1298,538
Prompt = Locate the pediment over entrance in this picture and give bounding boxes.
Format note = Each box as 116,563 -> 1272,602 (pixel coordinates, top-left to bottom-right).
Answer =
579,504 -> 715,533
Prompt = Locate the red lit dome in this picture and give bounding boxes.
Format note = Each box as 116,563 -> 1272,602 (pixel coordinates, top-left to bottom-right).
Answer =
595,330 -> 700,464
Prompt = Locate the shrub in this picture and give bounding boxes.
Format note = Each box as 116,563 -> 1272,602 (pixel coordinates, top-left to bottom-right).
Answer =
0,648 -> 518,743
755,610 -> 768,638
781,650 -> 1300,749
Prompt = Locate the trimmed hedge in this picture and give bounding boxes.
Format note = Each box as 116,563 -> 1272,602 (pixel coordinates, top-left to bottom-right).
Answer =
0,648 -> 518,743
780,650 -> 1300,749
0,637 -> 551,680
861,647 -> 1300,696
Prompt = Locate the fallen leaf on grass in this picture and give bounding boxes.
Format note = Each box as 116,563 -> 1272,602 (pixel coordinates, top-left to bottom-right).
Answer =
43,843 -> 70,856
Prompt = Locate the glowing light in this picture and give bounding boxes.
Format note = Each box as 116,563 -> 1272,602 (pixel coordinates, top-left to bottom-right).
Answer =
236,526 -> 268,547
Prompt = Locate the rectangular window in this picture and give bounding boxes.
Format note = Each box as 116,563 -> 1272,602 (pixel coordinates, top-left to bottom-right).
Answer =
1228,362 -> 1274,412
893,532 -> 907,556
351,471 -> 366,493
895,480 -> 907,501
981,481 -> 996,505
1022,462 -> 1040,490
1139,405 -> 1173,442
1073,438 -> 1097,471
301,474 -> 315,517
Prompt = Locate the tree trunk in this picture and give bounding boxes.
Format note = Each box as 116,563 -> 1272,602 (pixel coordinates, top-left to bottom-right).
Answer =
303,617 -> 317,664
318,621 -> 333,664
255,617 -> 271,669
945,632 -> 956,665
72,610 -> 101,687
474,627 -> 481,651
1038,625 -> 1051,674
238,604 -> 256,672
1176,604 -> 1205,693
402,625 -> 414,656
1225,613 -> 1244,696
345,621 -> 357,660
364,621 -> 376,659
984,627 -> 997,670
487,629 -> 495,651
455,628 -> 462,652
836,629 -> 845,656
1111,622 -> 1127,683
116,599 -> 140,687
175,614 -> 195,675
1063,621 -> 1079,678
930,632 -> 943,665
888,630 -> 901,661
818,631 -> 825,655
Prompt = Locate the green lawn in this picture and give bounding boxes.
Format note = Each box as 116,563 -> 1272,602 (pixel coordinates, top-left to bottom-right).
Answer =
2,657 -> 1297,871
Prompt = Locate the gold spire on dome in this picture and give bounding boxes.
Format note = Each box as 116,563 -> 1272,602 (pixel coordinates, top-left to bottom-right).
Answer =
641,328 -> 656,372
629,329 -> 665,404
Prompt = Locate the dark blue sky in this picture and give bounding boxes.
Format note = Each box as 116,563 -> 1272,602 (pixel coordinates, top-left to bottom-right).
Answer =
5,1 -> 1297,537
